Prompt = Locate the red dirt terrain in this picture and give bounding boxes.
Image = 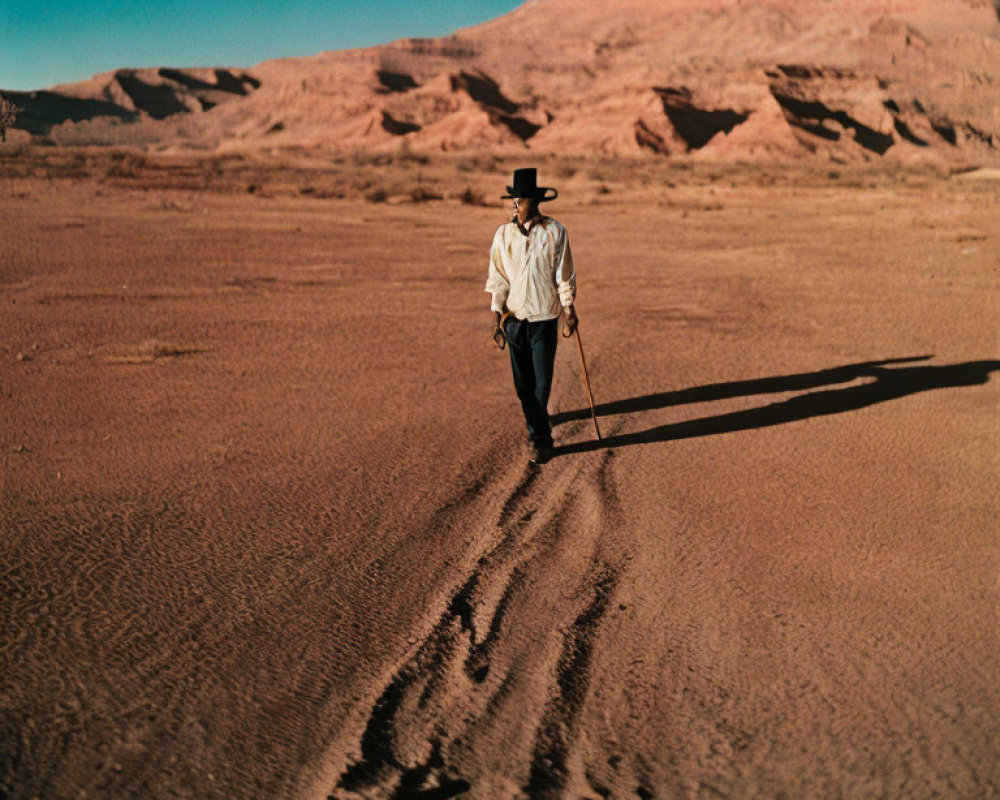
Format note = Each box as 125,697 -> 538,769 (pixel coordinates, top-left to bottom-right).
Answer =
2,1 -> 999,798
1,148 -> 998,798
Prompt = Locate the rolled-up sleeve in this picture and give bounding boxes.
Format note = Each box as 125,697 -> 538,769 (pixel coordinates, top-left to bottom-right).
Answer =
485,227 -> 509,312
554,224 -> 576,307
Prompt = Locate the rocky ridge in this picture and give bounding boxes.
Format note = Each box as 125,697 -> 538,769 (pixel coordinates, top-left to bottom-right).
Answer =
3,0 -> 999,163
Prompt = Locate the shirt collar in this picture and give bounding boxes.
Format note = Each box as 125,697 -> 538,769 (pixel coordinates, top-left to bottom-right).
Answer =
513,213 -> 547,237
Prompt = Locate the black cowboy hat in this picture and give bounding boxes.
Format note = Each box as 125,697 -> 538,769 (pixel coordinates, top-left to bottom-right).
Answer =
500,167 -> 558,202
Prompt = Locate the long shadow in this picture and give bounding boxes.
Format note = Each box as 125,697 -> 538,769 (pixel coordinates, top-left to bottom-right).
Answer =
551,357 -> 1000,457
551,356 -> 932,425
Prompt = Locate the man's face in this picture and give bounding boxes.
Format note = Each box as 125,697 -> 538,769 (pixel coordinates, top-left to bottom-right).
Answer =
514,196 -> 536,220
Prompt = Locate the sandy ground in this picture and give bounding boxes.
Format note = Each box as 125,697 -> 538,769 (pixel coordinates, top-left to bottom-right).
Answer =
1,151 -> 998,799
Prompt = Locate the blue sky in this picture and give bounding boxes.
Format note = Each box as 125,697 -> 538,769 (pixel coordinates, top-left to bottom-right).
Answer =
0,0 -> 523,91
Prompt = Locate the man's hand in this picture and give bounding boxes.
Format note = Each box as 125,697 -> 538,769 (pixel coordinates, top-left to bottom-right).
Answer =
564,304 -> 579,334
492,310 -> 506,349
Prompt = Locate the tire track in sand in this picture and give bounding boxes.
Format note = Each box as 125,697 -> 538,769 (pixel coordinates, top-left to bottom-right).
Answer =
330,420 -> 628,799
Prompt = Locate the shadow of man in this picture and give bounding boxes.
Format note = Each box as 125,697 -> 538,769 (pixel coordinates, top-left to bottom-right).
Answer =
552,356 -> 1000,457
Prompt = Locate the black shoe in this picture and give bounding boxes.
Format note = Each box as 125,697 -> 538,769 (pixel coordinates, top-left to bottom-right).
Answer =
527,441 -> 541,464
528,441 -> 552,465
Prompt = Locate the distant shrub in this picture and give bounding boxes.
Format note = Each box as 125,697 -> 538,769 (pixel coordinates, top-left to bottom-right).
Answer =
555,162 -> 578,179
104,152 -> 147,179
366,187 -> 388,203
409,186 -> 442,202
458,187 -> 487,205
398,144 -> 429,165
356,153 -> 393,167
0,94 -> 21,142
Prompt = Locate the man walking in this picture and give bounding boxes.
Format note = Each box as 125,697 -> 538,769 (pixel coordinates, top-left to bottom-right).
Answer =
486,168 -> 578,465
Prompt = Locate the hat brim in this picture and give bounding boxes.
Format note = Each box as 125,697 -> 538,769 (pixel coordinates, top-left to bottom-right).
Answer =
500,186 -> 558,202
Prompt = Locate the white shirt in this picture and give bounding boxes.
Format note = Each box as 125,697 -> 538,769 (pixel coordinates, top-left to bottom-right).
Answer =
484,215 -> 576,321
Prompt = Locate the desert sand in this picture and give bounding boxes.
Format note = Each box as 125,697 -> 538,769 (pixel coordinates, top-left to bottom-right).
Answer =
1,147 -> 998,799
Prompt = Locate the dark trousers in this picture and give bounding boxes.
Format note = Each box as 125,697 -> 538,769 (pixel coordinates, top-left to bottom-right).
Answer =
505,317 -> 558,448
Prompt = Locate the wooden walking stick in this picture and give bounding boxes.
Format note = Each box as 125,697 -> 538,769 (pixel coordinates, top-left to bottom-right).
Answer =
563,317 -> 601,440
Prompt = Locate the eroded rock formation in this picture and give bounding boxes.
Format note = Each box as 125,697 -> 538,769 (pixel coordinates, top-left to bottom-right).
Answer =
2,0 -> 997,163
